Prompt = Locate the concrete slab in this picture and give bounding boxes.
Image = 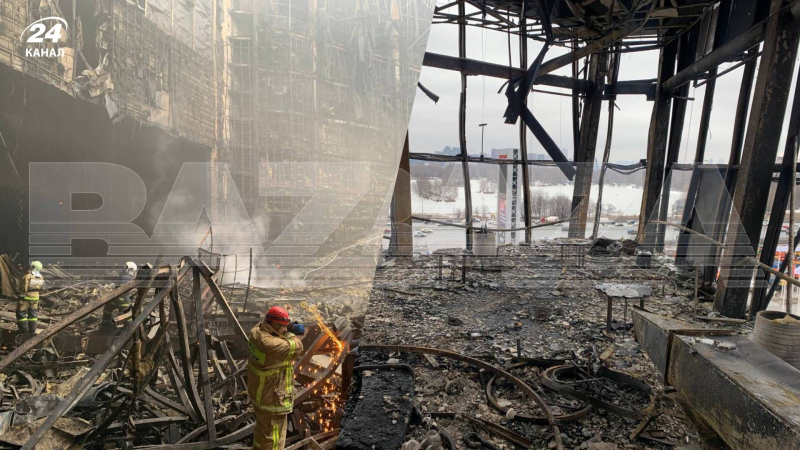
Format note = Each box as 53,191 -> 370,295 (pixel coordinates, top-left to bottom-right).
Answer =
669,334 -> 800,450
632,308 -> 733,378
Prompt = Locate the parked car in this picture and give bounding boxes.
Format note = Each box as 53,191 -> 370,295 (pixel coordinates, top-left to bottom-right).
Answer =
616,222 -> 625,227
421,228 -> 434,234
414,231 -> 427,238
627,229 -> 637,235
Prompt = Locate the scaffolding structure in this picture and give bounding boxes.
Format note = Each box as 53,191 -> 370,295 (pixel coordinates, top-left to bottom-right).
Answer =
227,0 -> 431,254
112,1 -> 216,145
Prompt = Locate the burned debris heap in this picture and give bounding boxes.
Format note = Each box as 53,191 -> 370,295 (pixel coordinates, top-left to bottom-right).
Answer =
0,254 -> 360,448
339,245 -> 692,450
4,0 -> 800,448
376,0 -> 800,446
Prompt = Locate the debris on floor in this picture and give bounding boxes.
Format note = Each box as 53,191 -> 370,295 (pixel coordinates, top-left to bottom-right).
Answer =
341,243 -> 740,449
0,254 -> 363,448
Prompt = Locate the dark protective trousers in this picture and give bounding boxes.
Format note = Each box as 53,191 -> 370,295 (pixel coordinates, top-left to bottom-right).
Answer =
102,297 -> 132,327
16,299 -> 38,333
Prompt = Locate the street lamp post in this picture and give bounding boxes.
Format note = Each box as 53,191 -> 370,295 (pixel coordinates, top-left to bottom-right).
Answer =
479,123 -> 487,161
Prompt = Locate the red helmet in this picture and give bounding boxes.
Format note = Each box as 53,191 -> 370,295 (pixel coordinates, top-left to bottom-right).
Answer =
265,306 -> 290,325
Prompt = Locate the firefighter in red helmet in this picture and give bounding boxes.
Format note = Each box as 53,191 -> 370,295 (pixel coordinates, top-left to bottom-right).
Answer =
247,306 -> 305,450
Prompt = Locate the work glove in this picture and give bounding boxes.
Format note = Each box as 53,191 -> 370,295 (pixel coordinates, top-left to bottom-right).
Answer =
288,321 -> 306,336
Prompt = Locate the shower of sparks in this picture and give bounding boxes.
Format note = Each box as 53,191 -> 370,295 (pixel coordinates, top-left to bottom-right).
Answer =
300,301 -> 344,351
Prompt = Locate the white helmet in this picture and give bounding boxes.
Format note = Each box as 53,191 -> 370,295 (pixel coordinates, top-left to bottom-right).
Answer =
125,261 -> 137,272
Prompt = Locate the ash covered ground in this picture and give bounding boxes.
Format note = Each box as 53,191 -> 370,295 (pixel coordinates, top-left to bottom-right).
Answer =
354,243 -> 735,450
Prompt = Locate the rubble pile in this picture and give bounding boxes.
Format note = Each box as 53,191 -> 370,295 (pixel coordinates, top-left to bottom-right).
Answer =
354,243 -> 725,449
0,256 -> 362,449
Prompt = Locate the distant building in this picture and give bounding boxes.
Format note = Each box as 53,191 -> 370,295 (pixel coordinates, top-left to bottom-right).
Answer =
490,148 -> 546,160
439,146 -> 462,156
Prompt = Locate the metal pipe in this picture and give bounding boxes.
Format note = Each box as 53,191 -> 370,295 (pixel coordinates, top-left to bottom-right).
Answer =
243,247 -> 252,312
765,226 -> 800,305
359,344 -> 563,449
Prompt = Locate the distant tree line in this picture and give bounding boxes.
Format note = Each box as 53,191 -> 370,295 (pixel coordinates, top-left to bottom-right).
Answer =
410,161 -> 653,188
413,178 -> 457,202
530,191 -> 572,219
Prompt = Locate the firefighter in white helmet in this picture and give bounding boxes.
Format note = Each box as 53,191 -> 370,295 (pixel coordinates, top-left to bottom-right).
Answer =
102,261 -> 137,328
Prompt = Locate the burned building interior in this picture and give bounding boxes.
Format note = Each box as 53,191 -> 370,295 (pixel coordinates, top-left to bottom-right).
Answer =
1,0 -> 800,449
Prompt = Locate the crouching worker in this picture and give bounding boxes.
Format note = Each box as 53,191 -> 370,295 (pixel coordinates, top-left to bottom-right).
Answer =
247,306 -> 305,450
17,261 -> 44,333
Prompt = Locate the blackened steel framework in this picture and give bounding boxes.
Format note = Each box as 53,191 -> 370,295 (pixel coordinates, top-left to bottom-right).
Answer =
396,0 -> 800,318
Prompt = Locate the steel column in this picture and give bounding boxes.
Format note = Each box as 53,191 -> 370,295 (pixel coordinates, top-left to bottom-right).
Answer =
752,70 -> 800,315
571,40 -> 581,156
392,133 -> 413,259
676,4 -> 732,269
569,53 -> 607,238
519,6 -> 532,243
637,40 -> 678,247
592,47 -> 620,240
656,30 -> 699,251
458,1 -> 473,250
675,69 -> 716,263
714,0 -> 800,317
709,52 -> 758,288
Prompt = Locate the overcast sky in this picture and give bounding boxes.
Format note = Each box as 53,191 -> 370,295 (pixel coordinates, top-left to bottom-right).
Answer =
408,16 -> 800,166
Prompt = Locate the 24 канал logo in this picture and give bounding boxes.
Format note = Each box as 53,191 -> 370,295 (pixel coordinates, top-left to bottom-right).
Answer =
20,17 -> 67,58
